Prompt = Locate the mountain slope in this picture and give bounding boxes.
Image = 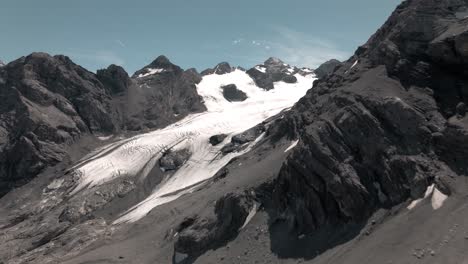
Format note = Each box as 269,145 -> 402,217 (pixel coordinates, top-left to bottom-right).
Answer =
0,54 -> 206,197
0,58 -> 315,263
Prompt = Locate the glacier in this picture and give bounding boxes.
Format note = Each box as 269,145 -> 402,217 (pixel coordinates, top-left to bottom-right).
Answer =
69,69 -> 315,223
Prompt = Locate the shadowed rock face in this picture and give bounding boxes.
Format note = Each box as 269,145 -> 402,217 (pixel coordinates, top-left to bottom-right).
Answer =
269,0 -> 468,235
0,53 -> 117,196
125,56 -> 206,130
174,193 -> 254,263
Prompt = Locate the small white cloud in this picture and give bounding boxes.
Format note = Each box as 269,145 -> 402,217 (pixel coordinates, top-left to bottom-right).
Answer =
267,26 -> 349,68
232,39 -> 243,45
115,39 -> 126,48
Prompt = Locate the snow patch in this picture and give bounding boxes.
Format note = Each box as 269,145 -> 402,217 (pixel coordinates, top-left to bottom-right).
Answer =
137,68 -> 165,78
350,60 -> 359,69
407,184 -> 448,210
284,140 -> 299,152
431,188 -> 448,210
97,135 -> 113,141
407,184 -> 435,210
255,66 -> 266,73
240,203 -> 258,230
69,69 -> 315,223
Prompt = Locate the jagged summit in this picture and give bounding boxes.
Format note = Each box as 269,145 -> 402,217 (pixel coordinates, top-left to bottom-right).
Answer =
148,55 -> 173,68
133,55 -> 183,78
0,60 -> 5,67
201,61 -> 235,75
264,57 -> 285,66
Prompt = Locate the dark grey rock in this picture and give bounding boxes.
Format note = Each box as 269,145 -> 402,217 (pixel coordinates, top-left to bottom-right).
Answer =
159,149 -> 191,171
282,75 -> 298,83
209,134 -> 227,146
221,84 -> 247,102
174,193 -> 254,261
456,102 -> 466,117
201,62 -> 234,76
231,125 -> 265,145
96,64 -> 131,95
246,57 -> 300,90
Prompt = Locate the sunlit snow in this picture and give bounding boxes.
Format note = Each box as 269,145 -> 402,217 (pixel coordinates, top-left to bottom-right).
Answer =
70,69 -> 315,223
284,140 -> 299,152
407,184 -> 448,210
240,203 -> 258,230
255,66 -> 266,73
137,68 -> 165,78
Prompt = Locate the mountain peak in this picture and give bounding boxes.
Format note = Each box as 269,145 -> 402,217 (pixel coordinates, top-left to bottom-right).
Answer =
264,57 -> 284,66
149,55 -> 174,68
200,61 -> 234,76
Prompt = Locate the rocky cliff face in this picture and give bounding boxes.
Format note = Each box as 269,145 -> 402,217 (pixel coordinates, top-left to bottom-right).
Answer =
270,0 -> 468,235
0,53 -> 118,196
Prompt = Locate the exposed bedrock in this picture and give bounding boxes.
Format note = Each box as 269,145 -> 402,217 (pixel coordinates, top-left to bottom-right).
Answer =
173,193 -> 255,263
268,0 -> 468,237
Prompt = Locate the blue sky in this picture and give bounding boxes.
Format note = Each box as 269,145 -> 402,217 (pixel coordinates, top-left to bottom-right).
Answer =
0,0 -> 401,74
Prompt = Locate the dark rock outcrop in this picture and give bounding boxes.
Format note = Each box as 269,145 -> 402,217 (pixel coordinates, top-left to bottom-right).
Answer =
221,124 -> 265,154
173,193 -> 254,263
269,0 -> 468,235
159,149 -> 191,171
246,57 -> 310,90
209,134 -> 227,146
314,59 -> 342,78
221,84 -> 247,102
201,62 -> 234,76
